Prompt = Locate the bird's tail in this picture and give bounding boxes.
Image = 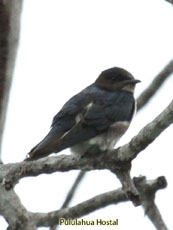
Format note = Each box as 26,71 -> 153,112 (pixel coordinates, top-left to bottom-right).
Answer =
25,143 -> 46,161
24,131 -> 65,161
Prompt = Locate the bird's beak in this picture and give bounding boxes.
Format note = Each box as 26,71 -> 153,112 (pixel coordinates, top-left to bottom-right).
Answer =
125,79 -> 141,84
133,79 -> 141,84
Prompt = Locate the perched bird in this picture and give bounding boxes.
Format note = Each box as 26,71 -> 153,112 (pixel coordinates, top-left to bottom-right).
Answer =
26,67 -> 140,161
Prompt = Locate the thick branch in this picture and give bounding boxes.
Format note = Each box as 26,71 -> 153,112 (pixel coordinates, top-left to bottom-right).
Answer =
137,60 -> 173,111
1,99 -> 173,186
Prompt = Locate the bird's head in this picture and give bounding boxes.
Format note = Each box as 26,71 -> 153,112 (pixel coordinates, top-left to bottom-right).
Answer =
95,67 -> 141,92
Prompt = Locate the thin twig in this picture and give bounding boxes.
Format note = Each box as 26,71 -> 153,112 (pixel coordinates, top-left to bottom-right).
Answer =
165,0 -> 173,5
62,171 -> 86,208
49,171 -> 86,230
137,60 -> 173,111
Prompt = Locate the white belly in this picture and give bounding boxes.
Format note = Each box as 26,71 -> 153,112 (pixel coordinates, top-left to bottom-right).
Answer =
89,121 -> 130,150
71,121 -> 130,155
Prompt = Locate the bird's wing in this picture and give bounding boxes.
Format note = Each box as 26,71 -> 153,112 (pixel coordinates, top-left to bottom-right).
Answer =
56,91 -> 135,149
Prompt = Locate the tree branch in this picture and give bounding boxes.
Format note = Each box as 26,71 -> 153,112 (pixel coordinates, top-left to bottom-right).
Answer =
28,176 -> 166,227
50,172 -> 87,230
137,60 -> 173,111
33,188 -> 127,227
134,176 -> 168,230
0,0 -> 23,159
0,1 -> 37,229
1,99 -> 173,187
0,186 -> 36,230
111,166 -> 140,206
165,0 -> 173,5
61,171 -> 86,209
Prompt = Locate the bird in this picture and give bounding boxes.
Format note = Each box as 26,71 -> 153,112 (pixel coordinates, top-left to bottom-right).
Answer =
25,67 -> 140,161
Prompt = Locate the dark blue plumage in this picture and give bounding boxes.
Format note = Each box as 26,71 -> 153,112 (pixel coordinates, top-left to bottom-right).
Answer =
26,67 -> 140,161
